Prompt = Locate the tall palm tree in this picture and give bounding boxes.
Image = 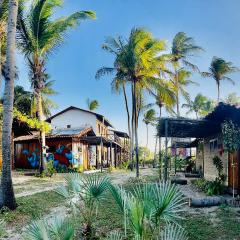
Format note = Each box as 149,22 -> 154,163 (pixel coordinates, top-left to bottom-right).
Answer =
171,32 -> 203,116
119,28 -> 167,177
95,36 -> 133,165
202,57 -> 238,102
171,68 -> 197,116
86,98 -> 99,111
1,0 -> 18,210
143,108 -> 156,150
182,93 -> 207,119
17,0 -> 96,173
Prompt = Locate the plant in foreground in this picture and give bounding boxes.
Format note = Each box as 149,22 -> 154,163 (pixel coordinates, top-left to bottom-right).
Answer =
55,173 -> 110,239
109,181 -> 187,239
24,217 -> 74,240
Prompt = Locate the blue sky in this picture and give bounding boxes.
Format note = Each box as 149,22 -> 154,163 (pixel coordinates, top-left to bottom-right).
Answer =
16,0 -> 240,151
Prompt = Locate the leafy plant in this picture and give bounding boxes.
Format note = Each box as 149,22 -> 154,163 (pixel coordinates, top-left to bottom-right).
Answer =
0,220 -> 7,238
158,224 -> 188,240
24,217 -> 74,240
55,173 -> 110,239
109,182 -> 186,239
222,120 -> 240,153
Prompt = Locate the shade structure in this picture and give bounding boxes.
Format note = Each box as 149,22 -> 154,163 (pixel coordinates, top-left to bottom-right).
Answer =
158,102 -> 240,138
158,118 -> 220,138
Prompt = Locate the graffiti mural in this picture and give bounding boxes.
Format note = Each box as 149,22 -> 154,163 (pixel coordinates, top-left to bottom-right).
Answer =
22,148 -> 40,168
22,144 -> 79,169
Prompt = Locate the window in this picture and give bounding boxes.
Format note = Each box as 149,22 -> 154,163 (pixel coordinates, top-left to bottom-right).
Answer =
67,125 -> 71,129
98,124 -> 101,134
210,139 -> 218,152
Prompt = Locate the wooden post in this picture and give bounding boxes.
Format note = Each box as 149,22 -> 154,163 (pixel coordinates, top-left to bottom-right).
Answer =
96,145 -> 98,169
110,141 -> 112,166
164,119 -> 168,182
100,135 -> 103,172
114,146 -> 117,168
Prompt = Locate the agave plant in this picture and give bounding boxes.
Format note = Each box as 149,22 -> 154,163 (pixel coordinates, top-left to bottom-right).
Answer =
24,217 -> 74,240
109,182 -> 186,239
56,173 -> 110,239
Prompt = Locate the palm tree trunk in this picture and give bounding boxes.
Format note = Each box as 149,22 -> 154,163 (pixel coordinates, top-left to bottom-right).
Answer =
158,105 -> 162,179
122,83 -> 131,162
131,83 -> 135,171
36,91 -> 46,173
1,0 -> 18,210
217,82 -> 220,103
143,123 -> 148,167
133,80 -> 139,177
153,136 -> 158,168
175,66 -> 180,117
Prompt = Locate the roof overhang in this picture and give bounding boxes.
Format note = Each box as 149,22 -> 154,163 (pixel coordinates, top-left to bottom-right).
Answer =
158,118 -> 220,138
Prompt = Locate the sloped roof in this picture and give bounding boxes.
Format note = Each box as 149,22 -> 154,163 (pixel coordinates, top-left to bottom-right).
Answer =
113,130 -> 129,138
46,106 -> 113,127
14,127 -> 95,142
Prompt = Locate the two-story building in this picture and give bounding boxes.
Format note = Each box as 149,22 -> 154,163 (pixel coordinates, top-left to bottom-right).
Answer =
14,106 -> 129,170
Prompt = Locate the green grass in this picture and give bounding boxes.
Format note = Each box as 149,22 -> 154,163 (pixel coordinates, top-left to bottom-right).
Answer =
182,208 -> 240,240
0,190 -> 64,230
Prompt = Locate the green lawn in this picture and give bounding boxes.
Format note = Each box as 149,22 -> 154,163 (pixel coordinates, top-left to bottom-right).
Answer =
0,190 -> 64,231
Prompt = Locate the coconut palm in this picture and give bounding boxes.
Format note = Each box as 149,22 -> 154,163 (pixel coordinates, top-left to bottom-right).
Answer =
0,0 -> 18,210
95,36 -> 133,166
202,57 -> 239,102
86,98 -> 99,111
182,93 -> 208,119
17,0 -> 96,173
117,28 -> 168,177
31,79 -> 58,118
143,108 -> 156,154
199,98 -> 216,117
171,32 -> 203,116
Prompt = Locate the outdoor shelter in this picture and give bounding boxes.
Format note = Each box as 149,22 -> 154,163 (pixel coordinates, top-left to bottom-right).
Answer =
157,102 -> 240,193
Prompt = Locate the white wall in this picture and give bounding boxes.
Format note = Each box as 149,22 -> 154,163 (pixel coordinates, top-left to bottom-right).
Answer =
51,109 -> 97,133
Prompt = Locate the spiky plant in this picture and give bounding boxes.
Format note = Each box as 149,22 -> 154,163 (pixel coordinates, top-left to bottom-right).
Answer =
157,224 -> 188,240
56,173 -> 110,239
0,220 -> 6,238
24,217 -> 74,240
109,182 -> 186,239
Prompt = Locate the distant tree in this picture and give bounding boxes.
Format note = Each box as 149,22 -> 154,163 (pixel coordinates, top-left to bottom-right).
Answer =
13,85 -> 31,114
182,93 -> 208,119
224,92 -> 240,105
171,68 -> 197,116
199,99 -> 216,117
86,99 -> 99,111
171,32 -> 203,116
143,109 -> 156,149
202,57 -> 238,102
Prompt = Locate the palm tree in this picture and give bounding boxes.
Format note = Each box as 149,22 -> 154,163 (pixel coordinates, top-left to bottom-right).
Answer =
182,93 -> 208,119
96,36 -> 133,166
171,32 -> 203,116
119,28 -> 167,177
17,0 -> 96,173
1,0 -> 18,210
225,92 -> 240,105
86,98 -> 99,111
143,109 -> 156,166
202,57 -> 238,102
31,79 -> 58,118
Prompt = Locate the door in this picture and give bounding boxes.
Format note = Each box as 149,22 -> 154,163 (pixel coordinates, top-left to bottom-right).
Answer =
228,151 -> 240,190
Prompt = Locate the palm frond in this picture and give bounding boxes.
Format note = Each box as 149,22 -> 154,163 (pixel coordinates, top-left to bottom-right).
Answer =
158,224 -> 188,240
95,67 -> 115,79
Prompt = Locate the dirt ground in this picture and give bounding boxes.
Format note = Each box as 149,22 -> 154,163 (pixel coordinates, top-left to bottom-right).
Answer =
2,169 -> 238,239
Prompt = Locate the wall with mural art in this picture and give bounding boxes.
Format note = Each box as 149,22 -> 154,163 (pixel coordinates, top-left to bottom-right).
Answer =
14,139 -> 85,169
